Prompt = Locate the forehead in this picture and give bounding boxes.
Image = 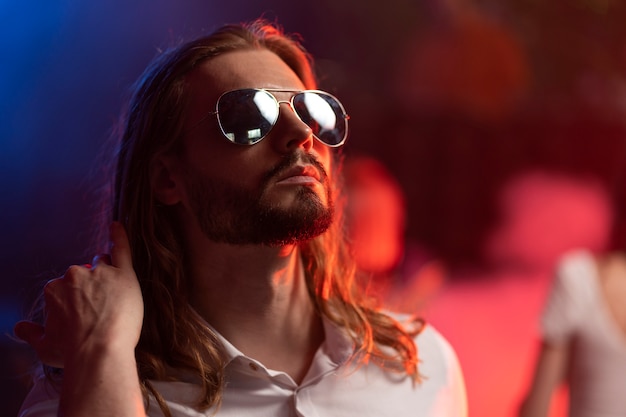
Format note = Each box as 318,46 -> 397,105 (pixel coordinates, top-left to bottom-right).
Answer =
184,49 -> 307,123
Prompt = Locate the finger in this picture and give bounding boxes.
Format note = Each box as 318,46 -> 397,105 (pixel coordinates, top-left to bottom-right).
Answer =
44,276 -> 63,293
109,221 -> 133,270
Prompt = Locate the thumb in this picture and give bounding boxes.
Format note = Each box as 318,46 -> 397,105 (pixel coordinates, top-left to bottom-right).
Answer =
14,320 -> 45,346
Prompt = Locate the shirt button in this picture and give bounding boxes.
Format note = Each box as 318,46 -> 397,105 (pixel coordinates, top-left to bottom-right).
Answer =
249,362 -> 259,372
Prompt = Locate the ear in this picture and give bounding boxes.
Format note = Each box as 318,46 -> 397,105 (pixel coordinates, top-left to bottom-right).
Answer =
150,155 -> 183,205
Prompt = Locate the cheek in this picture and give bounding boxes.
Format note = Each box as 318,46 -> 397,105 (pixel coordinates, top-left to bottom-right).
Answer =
183,132 -> 239,177
185,142 -> 268,194
313,144 -> 333,175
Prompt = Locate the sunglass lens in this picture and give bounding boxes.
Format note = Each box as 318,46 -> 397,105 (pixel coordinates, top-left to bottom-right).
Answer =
293,92 -> 347,146
217,89 -> 278,144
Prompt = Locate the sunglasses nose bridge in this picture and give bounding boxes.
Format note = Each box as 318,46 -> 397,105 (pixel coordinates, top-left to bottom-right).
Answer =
271,99 -> 315,149
276,100 -> 294,110
276,100 -> 305,126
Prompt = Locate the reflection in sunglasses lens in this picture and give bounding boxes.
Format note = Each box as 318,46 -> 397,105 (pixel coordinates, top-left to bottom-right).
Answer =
219,90 -> 278,144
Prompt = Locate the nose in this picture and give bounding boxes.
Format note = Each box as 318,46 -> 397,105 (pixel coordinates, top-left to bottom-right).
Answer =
269,101 -> 314,152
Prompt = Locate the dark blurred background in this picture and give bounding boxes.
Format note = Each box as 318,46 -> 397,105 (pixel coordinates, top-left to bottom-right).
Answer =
3,1 -> 626,415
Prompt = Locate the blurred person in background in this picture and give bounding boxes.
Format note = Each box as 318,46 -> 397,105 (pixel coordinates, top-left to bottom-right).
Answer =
518,174 -> 626,417
423,169 -> 614,417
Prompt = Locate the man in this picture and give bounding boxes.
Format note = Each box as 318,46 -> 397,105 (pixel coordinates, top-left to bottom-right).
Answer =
15,20 -> 467,417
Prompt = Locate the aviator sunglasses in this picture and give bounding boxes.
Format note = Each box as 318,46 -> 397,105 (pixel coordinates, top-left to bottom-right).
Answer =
207,88 -> 349,147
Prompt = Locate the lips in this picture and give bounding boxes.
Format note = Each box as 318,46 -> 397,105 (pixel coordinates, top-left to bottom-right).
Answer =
275,164 -> 322,184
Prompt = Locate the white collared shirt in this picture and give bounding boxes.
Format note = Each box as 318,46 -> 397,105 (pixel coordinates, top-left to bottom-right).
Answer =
19,317 -> 467,417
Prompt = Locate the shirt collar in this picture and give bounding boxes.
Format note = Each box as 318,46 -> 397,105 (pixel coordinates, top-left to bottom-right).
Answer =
197,311 -> 355,368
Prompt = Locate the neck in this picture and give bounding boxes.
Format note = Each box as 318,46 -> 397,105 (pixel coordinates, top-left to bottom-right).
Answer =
188,240 -> 324,384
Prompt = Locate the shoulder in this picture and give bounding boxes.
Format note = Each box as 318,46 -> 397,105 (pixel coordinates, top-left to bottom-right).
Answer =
379,311 -> 467,415
557,249 -> 597,274
388,312 -> 465,384
416,324 -> 463,381
414,322 -> 468,416
385,311 -> 457,355
552,249 -> 598,294
416,323 -> 455,355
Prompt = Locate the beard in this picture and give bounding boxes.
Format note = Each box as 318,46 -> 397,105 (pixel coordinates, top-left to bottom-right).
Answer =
186,152 -> 334,246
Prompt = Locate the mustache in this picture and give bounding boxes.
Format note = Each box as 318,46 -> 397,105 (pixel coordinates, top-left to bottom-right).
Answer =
262,152 -> 329,184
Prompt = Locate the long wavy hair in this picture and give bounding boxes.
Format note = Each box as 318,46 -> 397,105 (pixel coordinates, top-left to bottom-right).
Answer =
47,19 -> 422,416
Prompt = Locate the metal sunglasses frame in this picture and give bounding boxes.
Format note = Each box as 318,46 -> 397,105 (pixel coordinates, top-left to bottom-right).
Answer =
207,88 -> 350,147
